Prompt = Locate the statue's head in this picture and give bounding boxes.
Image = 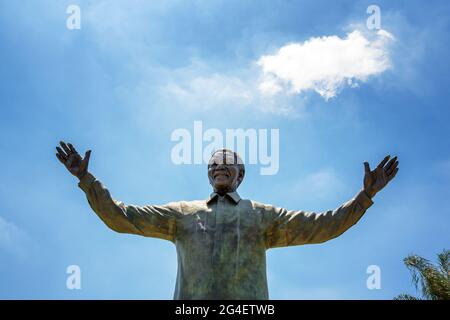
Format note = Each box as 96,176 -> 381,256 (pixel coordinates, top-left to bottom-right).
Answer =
208,149 -> 245,195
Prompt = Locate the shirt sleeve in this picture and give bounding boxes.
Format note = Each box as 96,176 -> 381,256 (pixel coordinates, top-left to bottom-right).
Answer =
78,172 -> 181,242
264,190 -> 374,249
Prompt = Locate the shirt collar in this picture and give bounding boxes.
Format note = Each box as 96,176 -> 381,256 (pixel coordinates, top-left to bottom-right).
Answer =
207,191 -> 241,204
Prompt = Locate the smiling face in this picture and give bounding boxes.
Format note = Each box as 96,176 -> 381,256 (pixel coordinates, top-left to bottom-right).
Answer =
208,150 -> 245,195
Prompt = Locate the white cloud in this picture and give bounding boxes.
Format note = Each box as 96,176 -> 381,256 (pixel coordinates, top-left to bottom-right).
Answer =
163,73 -> 254,110
0,217 -> 28,257
89,7 -> 395,116
73,1 -> 398,115
257,29 -> 394,100
163,74 -> 302,116
305,168 -> 343,191
160,28 -> 394,115
282,168 -> 346,209
298,168 -> 344,196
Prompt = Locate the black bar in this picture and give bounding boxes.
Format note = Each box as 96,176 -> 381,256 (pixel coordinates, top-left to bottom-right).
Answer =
0,300 -> 447,319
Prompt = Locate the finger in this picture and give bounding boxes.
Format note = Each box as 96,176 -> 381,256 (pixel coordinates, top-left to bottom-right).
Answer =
386,160 -> 398,176
56,153 -> 66,164
83,150 -> 91,163
67,143 -> 77,154
388,167 -> 399,181
80,150 -> 91,173
56,146 -> 68,160
382,167 -> 388,185
364,162 -> 371,174
377,155 -> 390,169
66,154 -> 77,167
377,167 -> 387,185
60,141 -> 72,156
384,156 -> 398,171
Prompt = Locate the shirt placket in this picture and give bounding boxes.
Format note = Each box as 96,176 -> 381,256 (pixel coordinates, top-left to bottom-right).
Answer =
212,196 -> 226,265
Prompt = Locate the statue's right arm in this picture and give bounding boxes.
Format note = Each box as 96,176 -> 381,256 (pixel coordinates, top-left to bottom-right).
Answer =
78,172 -> 180,242
56,141 -> 180,242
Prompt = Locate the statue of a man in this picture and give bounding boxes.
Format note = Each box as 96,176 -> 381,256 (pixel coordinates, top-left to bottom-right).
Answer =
56,141 -> 398,299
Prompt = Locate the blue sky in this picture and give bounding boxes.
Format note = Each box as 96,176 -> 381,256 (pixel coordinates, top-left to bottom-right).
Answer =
0,0 -> 449,299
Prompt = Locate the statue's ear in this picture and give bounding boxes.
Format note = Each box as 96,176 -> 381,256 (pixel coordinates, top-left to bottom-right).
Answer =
237,169 -> 245,184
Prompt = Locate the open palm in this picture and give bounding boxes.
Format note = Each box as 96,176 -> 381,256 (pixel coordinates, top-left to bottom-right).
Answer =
363,155 -> 399,198
56,141 -> 91,179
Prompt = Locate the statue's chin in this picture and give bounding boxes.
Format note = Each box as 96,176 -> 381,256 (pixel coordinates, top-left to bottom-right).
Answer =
213,184 -> 233,195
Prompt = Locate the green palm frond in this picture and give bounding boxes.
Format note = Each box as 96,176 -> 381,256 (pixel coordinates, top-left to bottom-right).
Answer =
399,249 -> 450,300
394,293 -> 420,300
437,250 -> 449,275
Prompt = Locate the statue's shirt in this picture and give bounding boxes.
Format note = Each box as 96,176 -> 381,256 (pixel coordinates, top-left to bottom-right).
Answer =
78,173 -> 373,299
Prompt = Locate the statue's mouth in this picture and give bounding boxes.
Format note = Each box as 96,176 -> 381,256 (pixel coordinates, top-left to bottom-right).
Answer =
213,171 -> 229,178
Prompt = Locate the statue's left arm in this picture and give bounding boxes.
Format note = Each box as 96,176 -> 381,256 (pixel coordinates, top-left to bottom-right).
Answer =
264,190 -> 373,248
264,155 -> 399,249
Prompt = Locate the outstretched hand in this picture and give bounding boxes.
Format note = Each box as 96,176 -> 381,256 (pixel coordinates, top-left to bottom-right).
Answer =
56,141 -> 91,180
363,155 -> 399,198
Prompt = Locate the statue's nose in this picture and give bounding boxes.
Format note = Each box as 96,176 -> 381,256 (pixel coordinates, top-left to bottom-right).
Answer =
216,163 -> 229,170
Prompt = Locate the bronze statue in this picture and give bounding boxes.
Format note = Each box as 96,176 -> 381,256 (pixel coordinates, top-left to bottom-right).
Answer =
56,141 -> 398,299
